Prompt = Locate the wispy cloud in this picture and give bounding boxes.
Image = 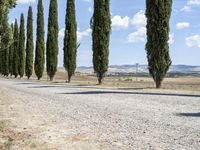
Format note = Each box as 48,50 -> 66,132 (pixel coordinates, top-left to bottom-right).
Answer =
176,22 -> 190,30
186,35 -> 200,48
180,0 -> 200,12
59,28 -> 91,42
180,6 -> 191,12
188,0 -> 200,5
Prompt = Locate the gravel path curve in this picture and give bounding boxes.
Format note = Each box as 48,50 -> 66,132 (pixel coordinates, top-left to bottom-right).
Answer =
0,79 -> 200,150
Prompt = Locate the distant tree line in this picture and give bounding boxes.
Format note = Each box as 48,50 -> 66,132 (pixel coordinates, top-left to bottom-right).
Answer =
0,0 -> 172,88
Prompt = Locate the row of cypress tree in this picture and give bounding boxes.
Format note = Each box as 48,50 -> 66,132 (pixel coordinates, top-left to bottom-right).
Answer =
0,0 -> 112,84
4,8 -> 33,79
0,0 -> 172,88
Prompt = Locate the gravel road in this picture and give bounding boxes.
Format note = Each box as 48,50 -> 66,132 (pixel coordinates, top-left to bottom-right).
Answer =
0,78 -> 200,150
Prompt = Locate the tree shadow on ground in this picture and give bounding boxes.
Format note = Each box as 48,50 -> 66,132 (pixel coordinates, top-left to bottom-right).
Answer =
58,90 -> 200,98
15,82 -> 35,85
28,85 -> 64,88
176,112 -> 200,117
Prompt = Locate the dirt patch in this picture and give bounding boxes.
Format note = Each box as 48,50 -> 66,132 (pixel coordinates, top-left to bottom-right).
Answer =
0,87 -> 56,150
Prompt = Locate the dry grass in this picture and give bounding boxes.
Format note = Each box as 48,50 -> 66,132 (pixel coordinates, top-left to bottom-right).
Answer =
6,69 -> 200,92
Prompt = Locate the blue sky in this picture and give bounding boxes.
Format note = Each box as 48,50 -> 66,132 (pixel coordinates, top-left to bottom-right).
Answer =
9,0 -> 200,66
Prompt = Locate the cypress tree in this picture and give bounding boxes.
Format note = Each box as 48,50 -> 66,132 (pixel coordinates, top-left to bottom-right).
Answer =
9,24 -> 14,76
35,0 -> 45,80
46,0 -> 58,81
1,22 -> 10,77
18,13 -> 25,78
26,6 -> 34,79
0,1 -> 16,76
146,0 -> 172,88
0,1 -> 14,77
63,0 -> 77,83
92,0 -> 111,84
13,19 -> 19,78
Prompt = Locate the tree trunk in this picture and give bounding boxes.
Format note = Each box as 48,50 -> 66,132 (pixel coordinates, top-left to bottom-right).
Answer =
68,72 -> 72,83
50,76 -> 53,81
98,74 -> 103,85
156,77 -> 161,89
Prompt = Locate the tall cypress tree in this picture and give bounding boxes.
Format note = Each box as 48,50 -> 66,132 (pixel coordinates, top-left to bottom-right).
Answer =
63,0 -> 77,83
92,0 -> 111,84
0,1 -> 14,77
13,19 -> 19,78
146,0 -> 172,88
1,22 -> 10,77
26,6 -> 34,79
9,24 -> 14,76
46,0 -> 58,81
18,13 -> 25,78
35,0 -> 45,80
0,1 -> 16,76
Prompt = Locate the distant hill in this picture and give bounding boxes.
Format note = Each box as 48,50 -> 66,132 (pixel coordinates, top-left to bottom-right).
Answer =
75,65 -> 200,74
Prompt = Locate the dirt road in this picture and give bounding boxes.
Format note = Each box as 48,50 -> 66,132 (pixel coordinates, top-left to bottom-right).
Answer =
0,78 -> 199,150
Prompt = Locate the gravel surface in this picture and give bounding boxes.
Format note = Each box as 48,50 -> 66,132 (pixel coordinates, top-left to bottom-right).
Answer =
0,78 -> 200,150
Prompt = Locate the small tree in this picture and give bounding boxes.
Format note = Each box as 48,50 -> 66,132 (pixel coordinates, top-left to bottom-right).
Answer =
63,0 -> 77,83
35,0 -> 45,80
26,6 -> 34,79
46,0 -> 59,81
18,13 -> 25,78
92,0 -> 111,85
146,0 -> 172,88
13,19 -> 19,78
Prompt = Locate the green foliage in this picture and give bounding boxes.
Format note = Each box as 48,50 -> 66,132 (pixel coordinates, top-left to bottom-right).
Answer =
0,22 -> 10,76
9,24 -> 14,76
92,0 -> 111,84
46,0 -> 59,81
0,0 -> 16,76
63,0 -> 77,82
145,0 -> 172,88
13,19 -> 19,78
35,0 -> 45,80
18,13 -> 25,78
26,6 -> 34,79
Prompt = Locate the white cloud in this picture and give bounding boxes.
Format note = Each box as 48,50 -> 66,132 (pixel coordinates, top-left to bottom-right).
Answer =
112,15 -> 129,29
17,0 -> 35,4
59,28 -> 65,38
180,0 -> 200,12
186,35 -> 200,48
59,28 -> 91,42
176,22 -> 190,30
188,0 -> 200,5
180,6 -> 191,12
128,10 -> 146,43
77,28 -> 92,42
130,10 -> 146,28
128,10 -> 174,45
128,27 -> 146,43
168,33 -> 175,45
